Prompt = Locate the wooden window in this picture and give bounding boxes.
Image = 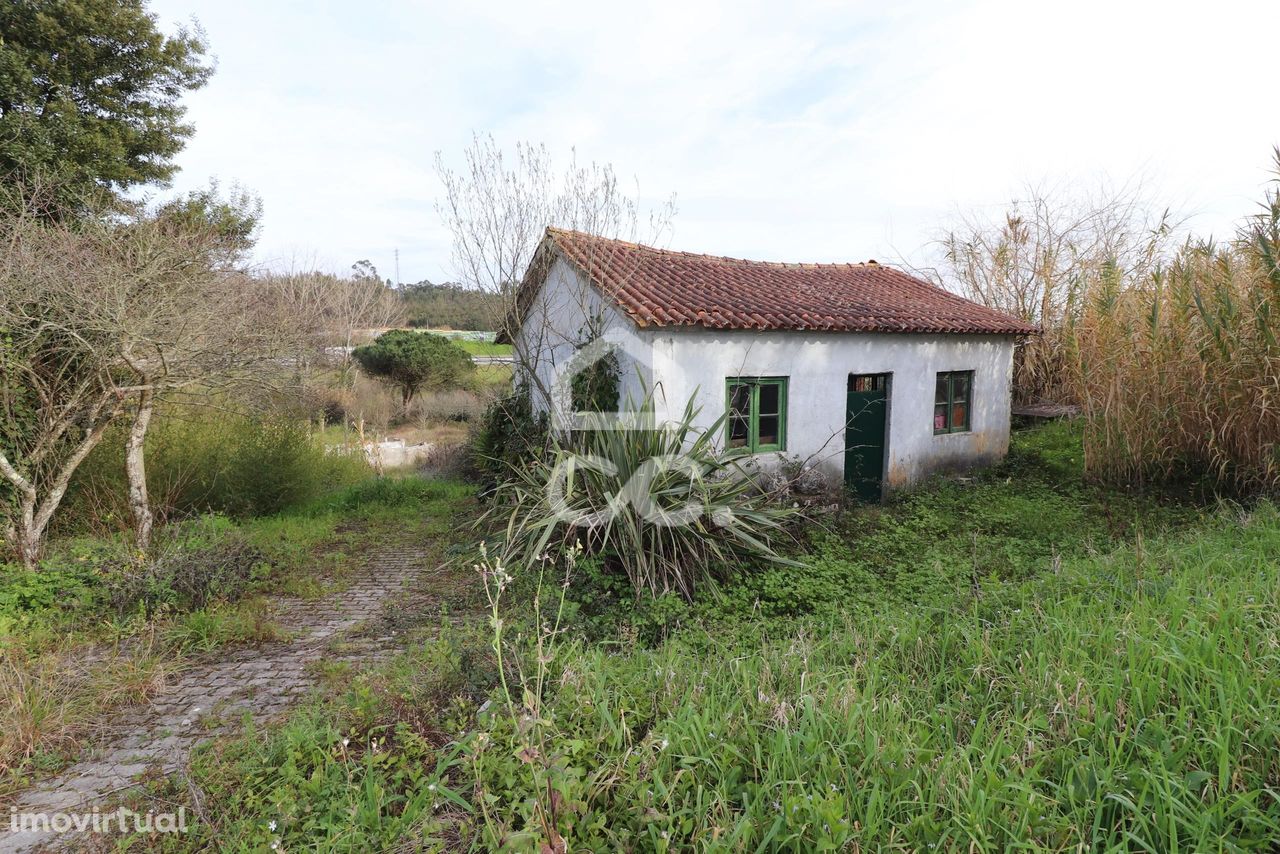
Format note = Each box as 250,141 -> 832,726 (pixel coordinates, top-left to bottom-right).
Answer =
934,371 -> 973,434
725,377 -> 788,452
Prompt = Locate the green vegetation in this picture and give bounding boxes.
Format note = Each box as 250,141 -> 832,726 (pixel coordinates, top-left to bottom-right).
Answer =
449,337 -> 513,357
0,0 -> 212,202
129,422 -> 1280,851
353,329 -> 474,411
0,465 -> 473,795
490,392 -> 797,599
62,409 -> 372,535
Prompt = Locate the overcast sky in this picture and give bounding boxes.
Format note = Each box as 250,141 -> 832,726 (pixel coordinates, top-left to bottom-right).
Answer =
148,0 -> 1280,285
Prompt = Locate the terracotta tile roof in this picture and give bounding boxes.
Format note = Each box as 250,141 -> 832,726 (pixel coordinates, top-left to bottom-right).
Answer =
543,227 -> 1038,336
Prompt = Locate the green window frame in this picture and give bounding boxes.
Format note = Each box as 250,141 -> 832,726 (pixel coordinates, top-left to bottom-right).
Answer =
725,377 -> 788,452
934,370 -> 973,434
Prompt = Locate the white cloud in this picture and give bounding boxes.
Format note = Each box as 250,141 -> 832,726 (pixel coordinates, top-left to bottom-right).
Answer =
148,0 -> 1280,283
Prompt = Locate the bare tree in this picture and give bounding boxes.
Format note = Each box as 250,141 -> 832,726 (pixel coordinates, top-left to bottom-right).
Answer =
111,217 -> 298,550
256,266 -> 404,409
933,180 -> 1177,404
0,199 -> 148,565
435,135 -> 676,410
0,184 -> 312,562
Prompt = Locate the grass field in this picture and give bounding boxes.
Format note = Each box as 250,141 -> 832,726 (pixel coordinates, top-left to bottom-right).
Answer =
119,422 -> 1280,851
452,338 -> 513,357
417,328 -> 513,358
0,477 -> 472,799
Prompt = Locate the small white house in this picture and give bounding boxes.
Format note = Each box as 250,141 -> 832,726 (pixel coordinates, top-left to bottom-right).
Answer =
501,227 -> 1036,499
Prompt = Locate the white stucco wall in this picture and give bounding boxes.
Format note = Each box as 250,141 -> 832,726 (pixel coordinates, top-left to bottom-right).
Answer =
512,257 -> 652,417
513,255 -> 1018,494
645,328 -> 1016,492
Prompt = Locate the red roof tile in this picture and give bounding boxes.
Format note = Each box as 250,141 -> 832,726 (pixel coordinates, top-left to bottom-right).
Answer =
542,227 -> 1037,336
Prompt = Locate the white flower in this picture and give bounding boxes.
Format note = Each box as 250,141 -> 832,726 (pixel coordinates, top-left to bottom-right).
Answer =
659,738 -> 669,750
428,783 -> 437,791
342,738 -> 350,748
268,820 -> 277,831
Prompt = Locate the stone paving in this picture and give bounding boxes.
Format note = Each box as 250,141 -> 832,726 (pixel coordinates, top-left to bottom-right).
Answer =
1,542 -> 436,854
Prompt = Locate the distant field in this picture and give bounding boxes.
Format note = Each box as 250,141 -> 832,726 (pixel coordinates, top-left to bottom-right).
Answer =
452,338 -> 512,357
420,329 -> 513,357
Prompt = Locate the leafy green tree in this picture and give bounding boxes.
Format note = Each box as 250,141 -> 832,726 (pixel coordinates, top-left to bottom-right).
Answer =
352,330 -> 473,412
0,0 -> 212,201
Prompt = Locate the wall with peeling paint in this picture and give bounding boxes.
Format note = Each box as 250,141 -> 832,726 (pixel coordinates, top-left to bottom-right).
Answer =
645,327 -> 1016,495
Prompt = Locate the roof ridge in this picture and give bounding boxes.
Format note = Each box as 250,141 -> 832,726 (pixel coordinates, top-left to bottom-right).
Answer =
546,226 -> 883,270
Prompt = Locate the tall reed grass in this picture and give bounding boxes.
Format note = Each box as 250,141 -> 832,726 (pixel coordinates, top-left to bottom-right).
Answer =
1071,158 -> 1280,491
948,151 -> 1280,493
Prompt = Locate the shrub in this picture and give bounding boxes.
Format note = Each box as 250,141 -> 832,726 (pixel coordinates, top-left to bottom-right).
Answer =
489,393 -> 797,599
469,386 -> 548,490
63,409 -> 371,532
105,518 -> 270,618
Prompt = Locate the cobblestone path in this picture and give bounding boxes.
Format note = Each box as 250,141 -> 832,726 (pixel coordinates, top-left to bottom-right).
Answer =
2,542 -> 438,853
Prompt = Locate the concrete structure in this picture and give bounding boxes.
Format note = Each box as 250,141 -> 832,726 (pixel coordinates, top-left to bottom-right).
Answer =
503,228 -> 1035,498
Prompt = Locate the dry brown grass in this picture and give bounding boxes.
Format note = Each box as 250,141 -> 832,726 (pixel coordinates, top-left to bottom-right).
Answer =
945,152 -> 1280,493
0,639 -> 172,790
1072,228 -> 1280,491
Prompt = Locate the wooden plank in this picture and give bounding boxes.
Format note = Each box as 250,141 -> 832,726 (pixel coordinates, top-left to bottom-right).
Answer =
1012,403 -> 1081,419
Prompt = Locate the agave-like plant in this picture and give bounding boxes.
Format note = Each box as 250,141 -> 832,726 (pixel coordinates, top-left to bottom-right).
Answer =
485,389 -> 798,599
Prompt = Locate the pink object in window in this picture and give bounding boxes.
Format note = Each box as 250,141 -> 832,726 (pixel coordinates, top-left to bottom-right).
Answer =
935,412 -> 946,429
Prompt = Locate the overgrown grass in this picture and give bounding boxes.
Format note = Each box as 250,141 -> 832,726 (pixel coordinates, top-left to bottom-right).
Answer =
560,420 -> 1198,642
0,473 -> 477,796
136,422 -> 1280,851
458,508 -> 1280,850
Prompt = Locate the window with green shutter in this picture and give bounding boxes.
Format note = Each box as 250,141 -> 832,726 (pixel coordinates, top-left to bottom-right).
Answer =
934,371 -> 973,434
725,377 -> 788,452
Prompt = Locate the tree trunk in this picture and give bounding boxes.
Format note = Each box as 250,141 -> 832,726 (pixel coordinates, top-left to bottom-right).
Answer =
126,385 -> 155,552
7,494 -> 40,570
1,402 -> 117,569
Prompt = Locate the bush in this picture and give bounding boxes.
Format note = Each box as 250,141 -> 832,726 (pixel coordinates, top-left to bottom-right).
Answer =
105,521 -> 270,618
63,409 -> 372,532
469,386 -> 548,490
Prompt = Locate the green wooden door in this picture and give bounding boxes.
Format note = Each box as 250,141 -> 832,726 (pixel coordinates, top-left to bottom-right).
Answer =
845,375 -> 888,502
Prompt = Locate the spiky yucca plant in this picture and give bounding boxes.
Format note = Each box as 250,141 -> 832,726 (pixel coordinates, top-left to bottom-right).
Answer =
485,391 -> 797,599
